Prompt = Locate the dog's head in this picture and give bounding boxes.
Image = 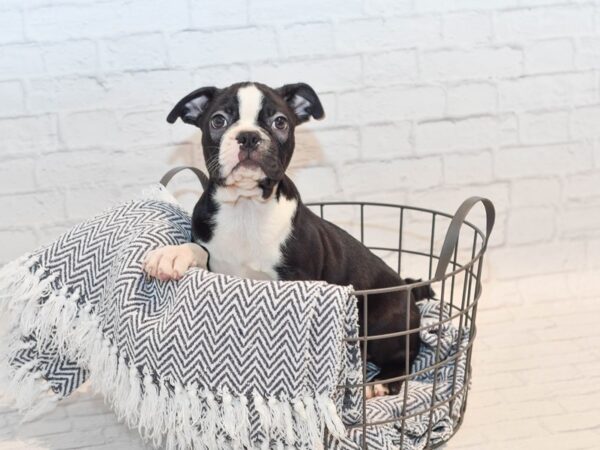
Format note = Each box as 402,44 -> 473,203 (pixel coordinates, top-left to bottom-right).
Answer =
167,82 -> 324,194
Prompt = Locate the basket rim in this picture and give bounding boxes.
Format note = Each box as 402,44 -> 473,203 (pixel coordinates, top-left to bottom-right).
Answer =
304,200 -> 489,296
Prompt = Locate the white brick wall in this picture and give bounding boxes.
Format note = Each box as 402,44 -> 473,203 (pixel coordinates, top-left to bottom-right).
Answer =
1,0 -> 600,448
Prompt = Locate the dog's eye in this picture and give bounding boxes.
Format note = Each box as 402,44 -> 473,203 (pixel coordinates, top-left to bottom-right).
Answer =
210,114 -> 227,129
272,116 -> 288,131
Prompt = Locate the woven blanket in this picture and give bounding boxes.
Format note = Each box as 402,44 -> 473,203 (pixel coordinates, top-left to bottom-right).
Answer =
0,188 -> 362,449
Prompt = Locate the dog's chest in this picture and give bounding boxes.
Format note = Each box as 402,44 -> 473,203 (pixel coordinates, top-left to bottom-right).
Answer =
203,194 -> 297,280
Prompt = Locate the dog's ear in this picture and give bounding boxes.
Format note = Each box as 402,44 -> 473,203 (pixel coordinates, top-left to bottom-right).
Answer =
276,83 -> 324,124
166,86 -> 218,126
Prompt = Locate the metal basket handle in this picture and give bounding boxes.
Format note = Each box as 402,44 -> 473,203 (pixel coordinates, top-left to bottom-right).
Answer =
433,197 -> 495,281
159,166 -> 209,191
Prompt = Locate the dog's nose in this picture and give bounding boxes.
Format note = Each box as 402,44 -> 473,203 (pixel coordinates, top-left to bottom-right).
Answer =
236,131 -> 261,151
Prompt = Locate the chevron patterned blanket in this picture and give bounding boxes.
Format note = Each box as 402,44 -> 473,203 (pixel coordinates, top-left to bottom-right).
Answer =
0,191 -> 362,449
0,187 -> 469,450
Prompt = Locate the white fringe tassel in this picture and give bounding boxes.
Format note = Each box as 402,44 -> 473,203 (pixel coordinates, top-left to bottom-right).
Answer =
0,256 -> 349,448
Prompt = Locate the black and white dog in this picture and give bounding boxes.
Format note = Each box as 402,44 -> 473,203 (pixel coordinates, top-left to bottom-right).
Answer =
144,82 -> 425,397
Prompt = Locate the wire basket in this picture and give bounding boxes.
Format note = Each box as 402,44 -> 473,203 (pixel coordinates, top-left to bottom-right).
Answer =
160,167 -> 495,449
307,198 -> 495,449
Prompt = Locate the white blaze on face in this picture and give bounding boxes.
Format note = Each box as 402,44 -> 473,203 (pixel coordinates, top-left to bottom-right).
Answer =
219,84 -> 269,185
238,84 -> 263,126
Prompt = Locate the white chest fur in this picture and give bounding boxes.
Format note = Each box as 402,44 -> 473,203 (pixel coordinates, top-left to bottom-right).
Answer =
201,187 -> 297,280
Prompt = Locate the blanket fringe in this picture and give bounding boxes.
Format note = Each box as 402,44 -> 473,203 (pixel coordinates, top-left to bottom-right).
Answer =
140,184 -> 180,206
0,255 -> 349,448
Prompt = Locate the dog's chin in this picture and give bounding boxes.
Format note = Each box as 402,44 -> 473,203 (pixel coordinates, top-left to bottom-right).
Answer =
223,162 -> 266,189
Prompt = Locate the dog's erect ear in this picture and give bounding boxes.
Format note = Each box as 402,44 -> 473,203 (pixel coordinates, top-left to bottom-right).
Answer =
166,87 -> 218,126
276,83 -> 324,124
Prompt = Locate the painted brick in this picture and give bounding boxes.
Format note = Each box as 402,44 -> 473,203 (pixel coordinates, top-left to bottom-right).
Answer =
559,203 -> 600,238
416,116 -> 499,154
0,8 -> 24,44
170,28 -> 278,67
506,206 -> 555,244
520,110 -> 570,144
499,72 -> 597,111
359,122 -> 413,159
334,16 -> 441,53
524,38 -> 574,74
36,149 -> 117,189
492,241 -> 586,279
565,172 -> 600,200
495,5 -> 595,41
42,40 -> 98,76
249,0 -> 362,23
294,127 -> 361,166
193,65 -> 252,87
120,0 -> 189,33
118,109 -> 172,147
26,3 -> 122,40
65,184 -> 121,221
0,114 -> 59,156
421,47 -> 522,81
511,178 -> 562,207
443,151 -> 493,185
341,86 -> 446,124
416,0 -> 520,12
61,110 -> 120,149
446,82 -> 497,117
190,0 -> 248,28
364,0 -> 412,15
571,105 -> 600,139
28,76 -> 110,113
289,166 -> 339,201
0,158 -> 37,193
0,81 -> 25,117
339,157 -> 443,195
0,229 -> 38,265
29,71 -> 192,113
363,50 -> 418,86
102,70 -> 194,110
26,1 -> 189,40
588,239 -> 600,269
443,12 -> 492,44
575,36 -> 600,69
0,191 -> 66,227
498,113 -> 519,147
278,23 -> 335,58
495,144 -> 593,179
101,33 -> 167,72
0,43 -> 44,79
250,56 -> 362,92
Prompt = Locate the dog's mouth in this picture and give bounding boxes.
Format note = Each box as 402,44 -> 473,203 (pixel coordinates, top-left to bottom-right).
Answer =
219,143 -> 284,189
223,158 -> 265,187
237,150 -> 262,167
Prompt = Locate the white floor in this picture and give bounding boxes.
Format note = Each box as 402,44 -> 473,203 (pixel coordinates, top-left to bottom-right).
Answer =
1,288 -> 599,450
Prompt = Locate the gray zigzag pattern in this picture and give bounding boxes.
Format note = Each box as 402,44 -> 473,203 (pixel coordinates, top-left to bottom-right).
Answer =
9,199 -> 362,448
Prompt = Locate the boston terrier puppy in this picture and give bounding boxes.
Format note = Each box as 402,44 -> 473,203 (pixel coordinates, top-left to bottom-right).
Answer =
144,82 -> 425,397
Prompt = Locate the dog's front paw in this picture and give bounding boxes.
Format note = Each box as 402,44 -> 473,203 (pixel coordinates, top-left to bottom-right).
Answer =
143,243 -> 208,281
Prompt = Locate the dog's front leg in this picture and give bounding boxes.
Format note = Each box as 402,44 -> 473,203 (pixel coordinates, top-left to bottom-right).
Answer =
143,243 -> 208,281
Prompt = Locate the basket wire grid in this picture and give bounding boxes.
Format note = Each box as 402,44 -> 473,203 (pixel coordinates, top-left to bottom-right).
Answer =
307,198 -> 495,449
160,167 -> 495,450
